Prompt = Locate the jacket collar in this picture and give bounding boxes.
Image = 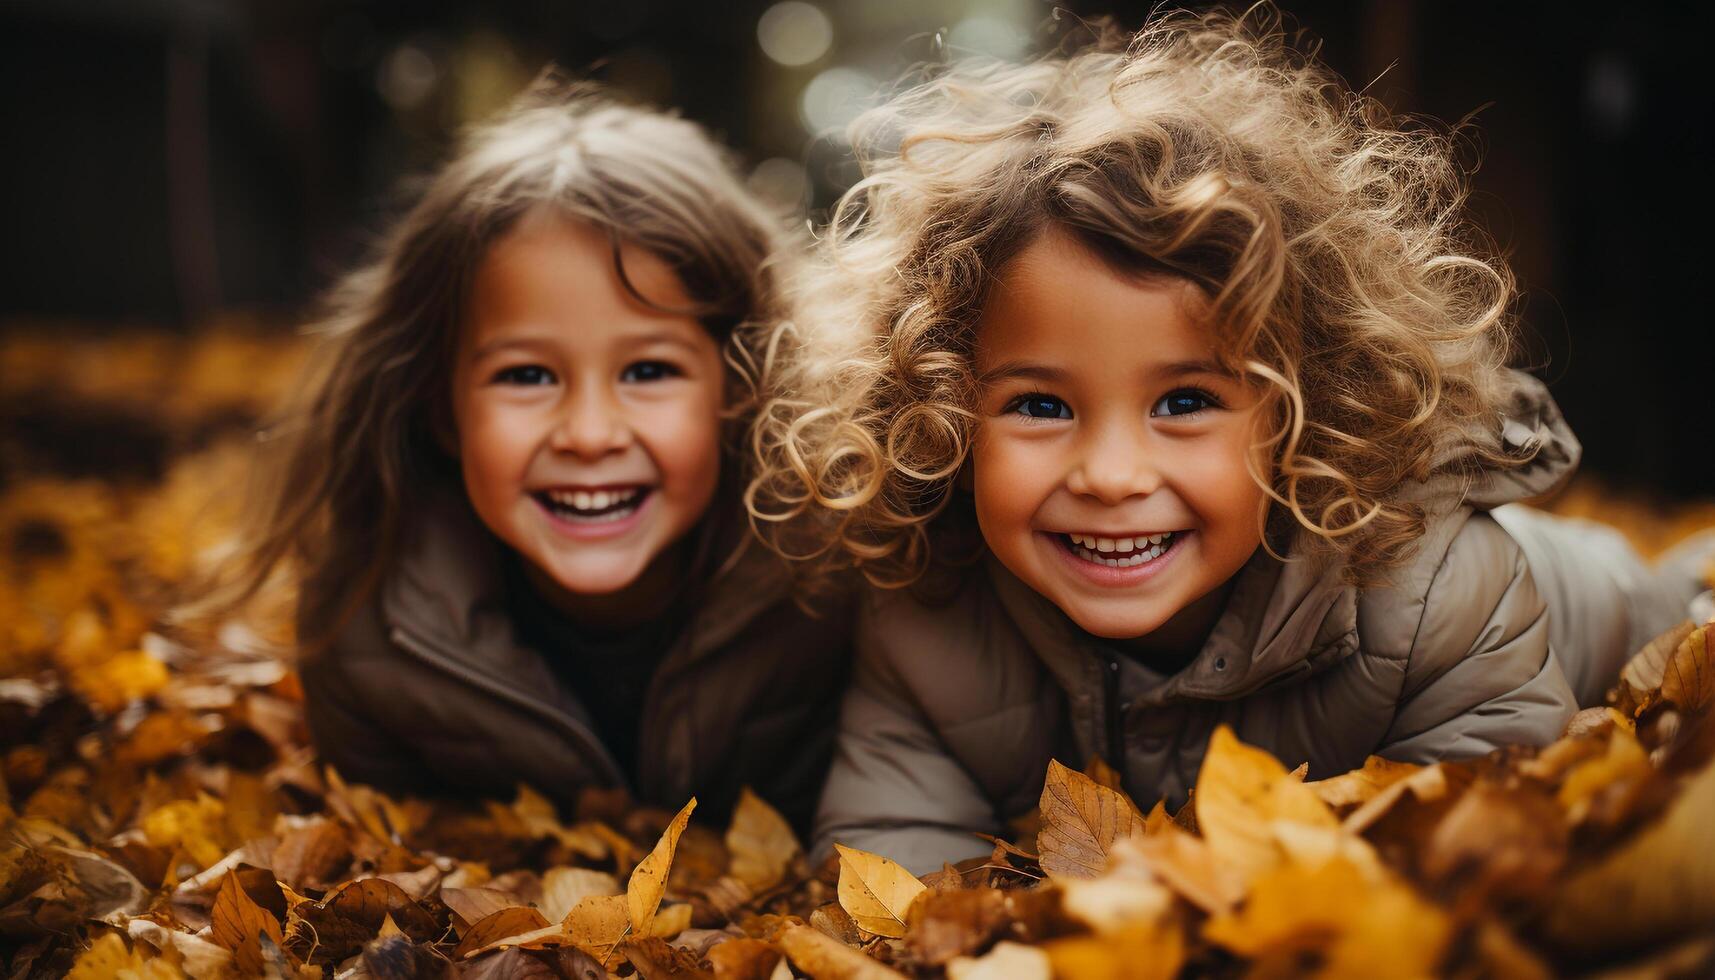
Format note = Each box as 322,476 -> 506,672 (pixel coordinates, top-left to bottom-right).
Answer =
378,486 -> 791,685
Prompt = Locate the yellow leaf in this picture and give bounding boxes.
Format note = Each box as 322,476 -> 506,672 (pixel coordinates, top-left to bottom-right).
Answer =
566,893 -> 632,966
834,842 -> 928,938
210,868 -> 285,976
947,940 -> 1051,980
1083,755 -> 1126,793
1307,756 -> 1421,810
726,787 -> 802,892
539,867 -> 620,923
780,922 -> 908,979
1662,625 -> 1715,712
142,795 -> 229,871
454,906 -> 551,959
628,797 -> 695,936
648,901 -> 692,938
1557,727 -> 1653,825
1203,855 -> 1450,978
1037,759 -> 1145,880
1128,826 -> 1245,915
68,932 -> 185,980
1043,923 -> 1184,980
1617,620 -> 1698,714
1194,726 -> 1336,886
68,649 -> 169,714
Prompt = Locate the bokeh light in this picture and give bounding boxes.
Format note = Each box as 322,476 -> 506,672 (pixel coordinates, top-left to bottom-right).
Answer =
948,15 -> 1029,59
747,157 -> 811,211
376,41 -> 438,111
757,2 -> 834,67
799,66 -> 877,135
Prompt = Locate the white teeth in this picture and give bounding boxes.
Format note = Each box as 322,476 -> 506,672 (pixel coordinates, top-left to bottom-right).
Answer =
1115,537 -> 1133,552
1096,537 -> 1115,553
573,491 -> 593,509
1066,531 -> 1179,569
541,487 -> 644,518
594,490 -> 612,509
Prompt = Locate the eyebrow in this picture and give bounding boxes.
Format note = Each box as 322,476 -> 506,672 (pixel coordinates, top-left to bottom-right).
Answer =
978,362 -> 1071,386
1156,358 -> 1234,379
469,329 -> 708,361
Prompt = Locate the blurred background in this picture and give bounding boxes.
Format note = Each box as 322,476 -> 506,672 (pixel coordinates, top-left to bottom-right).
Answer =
0,0 -> 1708,498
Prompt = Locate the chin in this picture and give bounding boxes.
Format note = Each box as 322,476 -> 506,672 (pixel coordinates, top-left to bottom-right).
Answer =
1061,599 -> 1173,641
541,560 -> 648,597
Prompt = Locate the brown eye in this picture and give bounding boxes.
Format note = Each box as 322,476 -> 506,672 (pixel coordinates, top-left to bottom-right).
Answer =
494,365 -> 556,385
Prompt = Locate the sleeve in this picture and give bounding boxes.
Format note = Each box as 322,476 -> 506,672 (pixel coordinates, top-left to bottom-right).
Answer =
811,596 -> 1005,875
1379,514 -> 1578,761
296,608 -> 432,795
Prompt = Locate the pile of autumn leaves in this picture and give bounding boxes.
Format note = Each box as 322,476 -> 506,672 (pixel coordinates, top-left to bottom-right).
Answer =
3,329 -> 1715,979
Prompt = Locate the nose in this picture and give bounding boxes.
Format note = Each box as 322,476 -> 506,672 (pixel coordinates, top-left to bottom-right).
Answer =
548,382 -> 632,459
1065,416 -> 1162,505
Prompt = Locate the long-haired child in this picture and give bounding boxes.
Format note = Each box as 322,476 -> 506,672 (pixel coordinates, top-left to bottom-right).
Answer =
205,81 -> 850,830
750,11 -> 1706,869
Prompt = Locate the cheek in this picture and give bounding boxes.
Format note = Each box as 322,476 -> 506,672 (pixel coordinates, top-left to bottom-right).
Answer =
456,399 -> 540,495
639,389 -> 724,497
971,429 -> 1050,536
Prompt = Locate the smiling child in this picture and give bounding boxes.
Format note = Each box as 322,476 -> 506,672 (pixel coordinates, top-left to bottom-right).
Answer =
207,81 -> 850,829
749,10 -> 1706,870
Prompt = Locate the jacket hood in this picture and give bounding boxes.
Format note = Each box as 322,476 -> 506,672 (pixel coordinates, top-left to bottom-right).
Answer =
992,368 -> 1579,703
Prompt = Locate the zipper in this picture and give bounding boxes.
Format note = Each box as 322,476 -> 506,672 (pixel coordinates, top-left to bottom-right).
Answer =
388,627 -> 627,787
1101,654 -> 1126,778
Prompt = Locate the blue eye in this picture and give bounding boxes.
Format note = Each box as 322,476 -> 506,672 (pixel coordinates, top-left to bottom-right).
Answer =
1007,394 -> 1073,420
493,365 -> 555,386
1152,388 -> 1217,417
621,360 -> 680,383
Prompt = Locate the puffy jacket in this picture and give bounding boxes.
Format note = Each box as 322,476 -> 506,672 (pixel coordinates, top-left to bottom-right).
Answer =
298,490 -> 852,833
815,373 -> 1697,872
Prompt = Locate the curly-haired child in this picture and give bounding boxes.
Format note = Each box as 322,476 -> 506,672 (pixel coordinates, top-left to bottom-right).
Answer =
202,80 -> 850,831
749,10 -> 1707,869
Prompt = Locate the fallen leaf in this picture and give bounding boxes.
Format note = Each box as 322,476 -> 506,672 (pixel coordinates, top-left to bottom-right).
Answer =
444,886 -> 527,930
1194,726 -> 1337,887
1203,855 -> 1450,978
707,937 -> 783,980
565,892 -> 631,964
1544,752 -> 1715,955
289,876 -> 438,963
270,818 -> 350,891
1662,625 -> 1715,713
621,935 -> 714,979
1083,755 -> 1126,793
455,907 -> 552,960
726,788 -> 801,893
779,923 -> 907,979
1307,756 -> 1421,810
1042,923 -> 1184,980
209,866 -> 286,975
834,843 -> 927,938
905,887 -> 1012,965
630,798 -> 696,936
650,901 -> 692,938
1125,828 -> 1244,916
1617,620 -> 1698,715
67,931 -> 183,980
947,940 -> 1051,980
540,867 -> 621,923
1036,759 -> 1145,880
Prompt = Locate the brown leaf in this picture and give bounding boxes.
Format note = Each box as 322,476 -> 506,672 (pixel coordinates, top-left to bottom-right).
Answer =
1420,782 -> 1567,907
779,923 -> 907,979
270,819 -> 350,891
833,843 -> 927,938
707,937 -> 783,980
1126,826 -> 1244,916
630,797 -> 696,936
454,907 -> 552,960
210,866 -> 286,975
905,887 -> 1011,966
1617,619 -> 1698,714
361,933 -> 450,980
621,935 -> 714,979
1036,759 -> 1145,880
1307,756 -> 1421,810
1662,624 -> 1715,713
1082,755 -> 1126,793
809,901 -> 864,945
444,886 -> 527,931
539,867 -> 620,924
458,947 -> 563,980
290,876 -> 438,962
1544,752 -> 1715,956
725,788 -> 801,893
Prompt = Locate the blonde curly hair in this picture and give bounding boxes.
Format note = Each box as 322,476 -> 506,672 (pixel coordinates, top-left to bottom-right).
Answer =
748,6 -> 1528,589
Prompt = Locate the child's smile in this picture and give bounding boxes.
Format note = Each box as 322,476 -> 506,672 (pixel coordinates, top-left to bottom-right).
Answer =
972,229 -> 1268,648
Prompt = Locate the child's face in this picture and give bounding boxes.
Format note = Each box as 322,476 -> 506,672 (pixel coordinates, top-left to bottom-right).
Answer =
452,212 -> 725,602
972,230 -> 1267,642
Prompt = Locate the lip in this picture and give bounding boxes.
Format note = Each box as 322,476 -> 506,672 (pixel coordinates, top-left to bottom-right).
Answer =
531,488 -> 653,540
1042,528 -> 1190,587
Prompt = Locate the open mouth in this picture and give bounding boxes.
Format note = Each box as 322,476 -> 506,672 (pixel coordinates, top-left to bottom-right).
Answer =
532,486 -> 650,524
1059,530 -> 1183,568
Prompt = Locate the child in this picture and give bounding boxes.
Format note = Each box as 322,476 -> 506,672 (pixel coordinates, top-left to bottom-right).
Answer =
210,81 -> 850,831
748,11 -> 1703,870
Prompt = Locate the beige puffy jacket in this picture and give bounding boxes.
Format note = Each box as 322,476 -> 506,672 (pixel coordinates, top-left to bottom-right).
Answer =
298,491 -> 852,833
815,373 -> 1699,872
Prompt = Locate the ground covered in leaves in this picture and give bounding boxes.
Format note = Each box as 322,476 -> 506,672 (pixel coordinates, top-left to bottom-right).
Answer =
3,326 -> 1715,979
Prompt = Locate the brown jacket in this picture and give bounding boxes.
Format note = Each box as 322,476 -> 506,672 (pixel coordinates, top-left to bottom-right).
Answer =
816,373 -> 1697,871
299,492 -> 851,832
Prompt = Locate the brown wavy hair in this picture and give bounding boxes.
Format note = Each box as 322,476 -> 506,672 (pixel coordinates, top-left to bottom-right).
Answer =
748,6 -> 1528,589
188,76 -> 791,641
